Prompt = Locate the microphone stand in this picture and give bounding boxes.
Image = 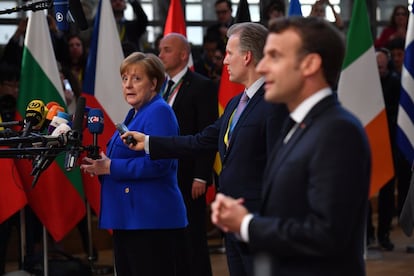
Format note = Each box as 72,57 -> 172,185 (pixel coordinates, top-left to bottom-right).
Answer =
0,0 -> 52,15
86,134 -> 113,275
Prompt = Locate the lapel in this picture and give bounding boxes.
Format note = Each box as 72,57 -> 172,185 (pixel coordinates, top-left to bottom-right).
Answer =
261,95 -> 338,205
107,108 -> 135,156
224,86 -> 265,154
172,69 -> 191,108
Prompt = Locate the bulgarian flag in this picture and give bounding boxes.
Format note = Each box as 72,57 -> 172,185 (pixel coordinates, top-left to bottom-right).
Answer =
16,10 -> 86,241
82,0 -> 127,215
0,157 -> 27,224
337,0 -> 394,198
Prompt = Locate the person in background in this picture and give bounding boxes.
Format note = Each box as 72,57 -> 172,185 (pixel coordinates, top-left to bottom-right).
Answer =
80,52 -> 188,276
386,37 -> 405,77
61,34 -> 88,85
58,63 -> 82,115
210,44 -> 226,84
309,0 -> 344,30
0,62 -> 20,275
194,34 -> 225,83
211,16 -> 370,276
367,48 -> 401,251
262,0 -> 285,27
121,22 -> 289,276
111,0 -> 148,54
158,32 -> 218,276
206,0 -> 235,46
375,5 -> 409,49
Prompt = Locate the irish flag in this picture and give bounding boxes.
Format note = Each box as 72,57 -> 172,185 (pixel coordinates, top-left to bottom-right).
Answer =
16,10 -> 86,241
337,0 -> 394,198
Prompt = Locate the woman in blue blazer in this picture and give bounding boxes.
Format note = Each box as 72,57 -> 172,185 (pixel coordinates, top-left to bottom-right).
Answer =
81,52 -> 188,276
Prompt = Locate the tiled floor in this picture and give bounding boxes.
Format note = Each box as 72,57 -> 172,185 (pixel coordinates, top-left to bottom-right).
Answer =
5,217 -> 414,275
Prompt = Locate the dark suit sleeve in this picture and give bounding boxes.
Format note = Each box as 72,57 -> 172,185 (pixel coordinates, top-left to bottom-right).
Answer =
149,117 -> 222,159
130,0 -> 148,35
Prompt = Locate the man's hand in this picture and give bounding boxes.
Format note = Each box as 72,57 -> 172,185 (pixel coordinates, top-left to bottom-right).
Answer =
121,131 -> 146,151
211,193 -> 247,233
192,180 -> 206,199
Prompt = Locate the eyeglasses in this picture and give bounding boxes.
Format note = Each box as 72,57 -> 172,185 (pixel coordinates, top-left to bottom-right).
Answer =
395,12 -> 408,16
216,9 -> 230,15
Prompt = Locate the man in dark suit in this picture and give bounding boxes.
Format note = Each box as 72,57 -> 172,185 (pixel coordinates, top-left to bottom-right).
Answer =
211,17 -> 371,276
122,23 -> 288,276
158,33 -> 218,276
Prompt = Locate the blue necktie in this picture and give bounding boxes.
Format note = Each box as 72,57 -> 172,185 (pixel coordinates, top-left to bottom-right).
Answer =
229,92 -> 249,137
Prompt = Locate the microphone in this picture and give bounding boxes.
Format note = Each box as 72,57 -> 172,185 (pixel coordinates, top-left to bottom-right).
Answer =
64,96 -> 85,171
87,108 -> 104,160
51,122 -> 71,136
22,100 -> 47,137
47,111 -> 71,134
41,103 -> 65,131
53,0 -> 70,31
31,124 -> 72,187
44,104 -> 65,129
2,0 -> 51,14
46,101 -> 61,109
69,0 -> 88,31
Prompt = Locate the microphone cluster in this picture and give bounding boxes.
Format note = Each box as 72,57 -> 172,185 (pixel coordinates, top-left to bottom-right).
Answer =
0,97 -> 104,187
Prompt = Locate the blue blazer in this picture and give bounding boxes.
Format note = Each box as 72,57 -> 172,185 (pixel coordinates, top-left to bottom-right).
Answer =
99,95 -> 188,230
149,86 -> 288,212
249,95 -> 371,276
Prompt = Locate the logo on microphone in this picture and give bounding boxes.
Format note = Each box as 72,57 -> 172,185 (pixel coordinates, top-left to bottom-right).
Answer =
55,12 -> 64,23
88,116 -> 103,124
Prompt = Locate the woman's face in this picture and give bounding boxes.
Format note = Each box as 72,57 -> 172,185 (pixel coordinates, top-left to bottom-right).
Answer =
68,37 -> 83,60
121,64 -> 157,110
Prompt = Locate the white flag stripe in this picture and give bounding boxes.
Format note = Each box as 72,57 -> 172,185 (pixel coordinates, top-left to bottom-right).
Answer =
25,11 -> 64,100
94,0 -> 130,123
397,5 -> 414,162
338,46 -> 384,126
401,71 -> 414,101
398,108 -> 414,146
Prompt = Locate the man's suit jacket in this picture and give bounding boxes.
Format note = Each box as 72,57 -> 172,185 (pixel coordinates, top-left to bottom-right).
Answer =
150,86 -> 288,212
249,95 -> 371,276
170,69 -> 218,197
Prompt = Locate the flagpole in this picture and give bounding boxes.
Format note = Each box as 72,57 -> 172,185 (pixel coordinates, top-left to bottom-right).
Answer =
42,226 -> 49,276
19,209 -> 26,269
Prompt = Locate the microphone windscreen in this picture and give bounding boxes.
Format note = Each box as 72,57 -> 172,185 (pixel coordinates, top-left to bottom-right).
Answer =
69,0 -> 88,30
25,99 -> 47,129
87,108 -> 104,134
46,105 -> 65,121
46,101 -> 60,110
52,123 -> 71,136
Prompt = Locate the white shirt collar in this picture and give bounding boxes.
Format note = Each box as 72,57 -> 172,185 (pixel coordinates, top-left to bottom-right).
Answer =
169,67 -> 188,84
290,87 -> 332,123
245,77 -> 265,99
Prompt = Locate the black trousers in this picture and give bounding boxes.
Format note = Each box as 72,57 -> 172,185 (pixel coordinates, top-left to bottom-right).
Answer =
113,228 -> 189,276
